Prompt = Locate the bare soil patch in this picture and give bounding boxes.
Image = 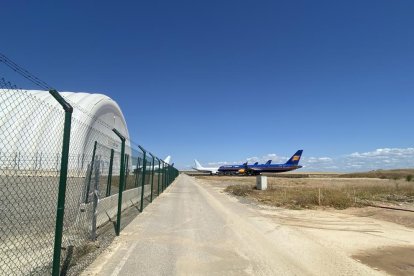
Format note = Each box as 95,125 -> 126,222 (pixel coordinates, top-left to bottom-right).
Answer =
341,207 -> 414,229
195,175 -> 414,229
353,246 -> 414,276
193,174 -> 414,275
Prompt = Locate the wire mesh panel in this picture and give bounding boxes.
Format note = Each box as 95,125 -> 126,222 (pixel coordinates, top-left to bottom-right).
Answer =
57,115 -> 125,273
0,70 -> 180,275
134,154 -> 143,189
145,158 -> 152,199
0,83 -> 66,275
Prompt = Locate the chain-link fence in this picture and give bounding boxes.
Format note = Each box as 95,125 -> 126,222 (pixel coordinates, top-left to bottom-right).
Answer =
0,63 -> 179,275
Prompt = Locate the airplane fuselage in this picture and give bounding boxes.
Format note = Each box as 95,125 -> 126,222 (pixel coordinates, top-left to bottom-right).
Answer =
218,150 -> 303,175
250,164 -> 302,173
217,165 -> 245,172
218,164 -> 302,175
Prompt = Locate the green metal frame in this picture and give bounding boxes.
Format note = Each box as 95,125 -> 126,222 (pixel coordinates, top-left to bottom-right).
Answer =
134,156 -> 141,188
49,90 -> 73,276
106,149 -> 114,197
138,145 -> 146,212
86,141 -> 97,203
161,161 -> 165,192
112,129 -> 126,236
149,153 -> 155,202
166,164 -> 169,187
157,157 -> 161,196
124,154 -> 129,191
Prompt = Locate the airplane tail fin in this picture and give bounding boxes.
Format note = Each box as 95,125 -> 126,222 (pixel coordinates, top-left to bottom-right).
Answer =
265,160 -> 272,165
164,156 -> 171,164
194,159 -> 203,169
285,150 -> 303,165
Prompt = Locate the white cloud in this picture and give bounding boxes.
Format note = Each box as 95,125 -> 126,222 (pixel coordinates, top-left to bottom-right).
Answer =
337,147 -> 414,171
303,157 -> 333,164
246,156 -> 259,162
318,157 -> 333,162
348,148 -> 414,158
245,153 -> 287,164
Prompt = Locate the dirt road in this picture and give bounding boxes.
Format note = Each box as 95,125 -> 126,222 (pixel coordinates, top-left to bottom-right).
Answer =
82,174 -> 414,275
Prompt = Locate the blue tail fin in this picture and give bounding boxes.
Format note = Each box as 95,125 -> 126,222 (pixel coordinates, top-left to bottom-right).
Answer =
285,150 -> 303,165
265,160 -> 272,165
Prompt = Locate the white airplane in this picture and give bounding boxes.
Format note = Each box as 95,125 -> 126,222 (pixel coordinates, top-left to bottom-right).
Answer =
163,156 -> 171,165
193,160 -> 219,175
152,155 -> 172,169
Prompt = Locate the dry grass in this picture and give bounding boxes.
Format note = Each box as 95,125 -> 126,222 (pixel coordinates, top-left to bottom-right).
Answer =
225,179 -> 414,210
340,169 -> 414,180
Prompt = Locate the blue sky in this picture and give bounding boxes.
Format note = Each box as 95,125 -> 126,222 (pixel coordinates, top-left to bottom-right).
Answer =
1,0 -> 414,171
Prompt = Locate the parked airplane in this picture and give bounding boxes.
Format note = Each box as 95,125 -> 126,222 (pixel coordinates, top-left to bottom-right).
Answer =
193,160 -> 219,175
164,156 -> 171,164
214,162 -> 249,175
218,150 -> 303,175
246,150 -> 303,174
151,156 -> 172,168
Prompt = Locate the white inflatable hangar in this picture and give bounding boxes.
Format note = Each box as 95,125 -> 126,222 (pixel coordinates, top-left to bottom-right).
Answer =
0,90 -> 130,158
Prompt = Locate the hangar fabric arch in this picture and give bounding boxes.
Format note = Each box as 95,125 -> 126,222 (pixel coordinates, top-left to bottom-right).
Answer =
0,90 -> 130,168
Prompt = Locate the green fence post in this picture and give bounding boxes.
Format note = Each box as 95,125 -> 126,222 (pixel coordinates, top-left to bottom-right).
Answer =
134,157 -> 141,188
166,165 -> 168,187
162,162 -> 166,192
167,165 -> 170,187
165,164 -> 168,188
50,90 -> 73,276
165,164 -> 168,189
106,149 -> 114,197
112,129 -> 126,236
149,153 -> 155,202
160,162 -> 163,192
157,157 -> 161,196
165,165 -> 170,189
86,141 -> 97,203
138,146 -> 146,212
124,154 -> 129,191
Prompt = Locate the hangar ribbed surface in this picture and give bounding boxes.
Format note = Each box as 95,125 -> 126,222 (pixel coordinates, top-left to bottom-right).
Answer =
0,90 -> 130,159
